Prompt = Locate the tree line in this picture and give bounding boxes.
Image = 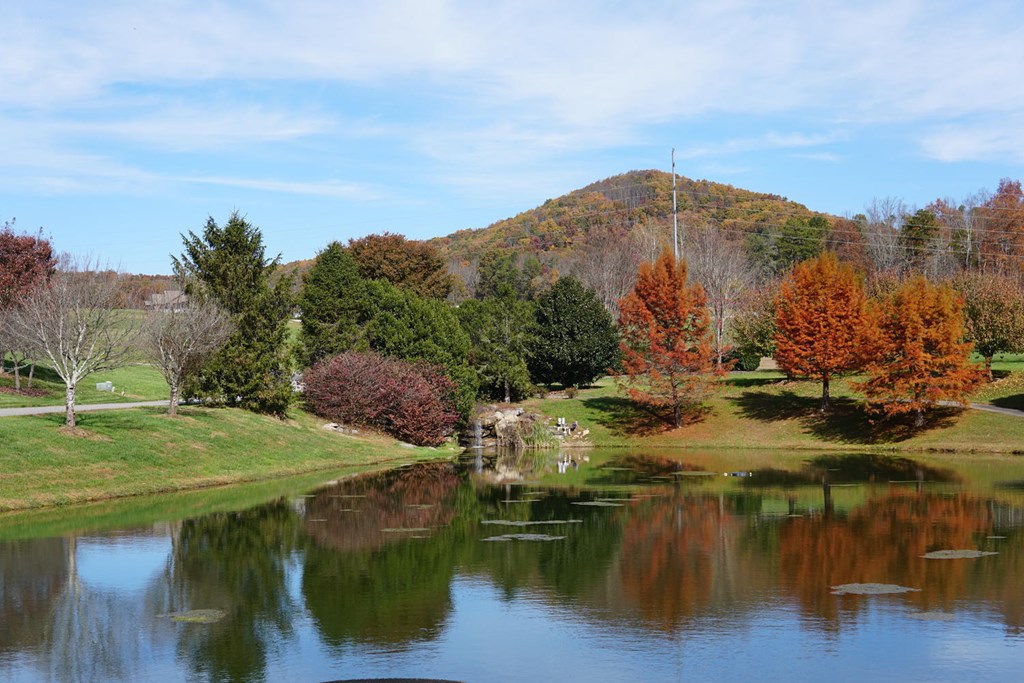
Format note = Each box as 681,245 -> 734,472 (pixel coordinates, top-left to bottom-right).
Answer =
4,182 -> 1022,440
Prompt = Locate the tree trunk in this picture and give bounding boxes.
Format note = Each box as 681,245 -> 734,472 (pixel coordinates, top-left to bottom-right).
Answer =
503,379 -> 510,404
673,402 -> 682,428
28,363 -> 35,389
168,381 -> 180,416
820,376 -> 831,412
913,406 -> 924,429
13,362 -> 20,391
985,355 -> 994,382
65,384 -> 76,428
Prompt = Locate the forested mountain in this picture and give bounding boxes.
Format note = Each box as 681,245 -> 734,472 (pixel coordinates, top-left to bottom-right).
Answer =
429,170 -> 825,260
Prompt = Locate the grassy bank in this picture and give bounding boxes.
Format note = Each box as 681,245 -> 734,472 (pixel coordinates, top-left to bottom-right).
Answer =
0,363 -> 170,408
525,371 -> 1024,454
0,406 -> 451,511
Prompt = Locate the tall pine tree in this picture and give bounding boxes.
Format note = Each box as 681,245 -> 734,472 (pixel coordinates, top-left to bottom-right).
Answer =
173,212 -> 293,414
297,242 -> 366,367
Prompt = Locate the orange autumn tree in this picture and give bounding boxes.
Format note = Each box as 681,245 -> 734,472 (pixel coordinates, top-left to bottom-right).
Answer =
859,276 -> 984,428
774,252 -> 872,411
617,249 -> 717,427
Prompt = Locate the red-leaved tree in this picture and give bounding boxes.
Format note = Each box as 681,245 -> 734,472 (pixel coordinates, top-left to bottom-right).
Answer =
0,220 -> 55,389
858,276 -> 985,428
617,249 -> 717,427
304,351 -> 459,446
774,252 -> 872,411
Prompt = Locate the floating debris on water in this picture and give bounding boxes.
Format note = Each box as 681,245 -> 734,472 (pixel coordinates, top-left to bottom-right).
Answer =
406,504 -> 435,509
381,527 -> 430,533
831,583 -> 921,595
909,612 -> 956,621
482,533 -> 566,542
331,495 -> 367,498
306,518 -> 328,522
987,536 -> 1006,539
481,519 -> 583,527
921,549 -> 999,559
163,609 -> 226,624
572,501 -> 624,507
500,499 -> 538,503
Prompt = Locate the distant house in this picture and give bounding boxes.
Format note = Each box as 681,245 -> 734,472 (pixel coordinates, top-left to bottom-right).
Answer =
144,290 -> 187,310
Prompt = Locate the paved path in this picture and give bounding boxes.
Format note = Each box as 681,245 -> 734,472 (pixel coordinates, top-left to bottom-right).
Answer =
964,402 -> 1024,418
0,400 -> 166,417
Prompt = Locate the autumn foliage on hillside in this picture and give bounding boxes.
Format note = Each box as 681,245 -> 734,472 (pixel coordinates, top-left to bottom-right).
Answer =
304,351 -> 459,446
774,252 -> 873,411
859,277 -> 984,427
617,249 -> 717,427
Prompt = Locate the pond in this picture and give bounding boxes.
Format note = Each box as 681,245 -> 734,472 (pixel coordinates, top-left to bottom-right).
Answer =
1,448 -> 1023,682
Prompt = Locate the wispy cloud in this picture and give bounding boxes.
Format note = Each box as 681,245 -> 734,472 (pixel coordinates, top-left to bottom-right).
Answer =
175,175 -> 385,200
679,132 -> 845,160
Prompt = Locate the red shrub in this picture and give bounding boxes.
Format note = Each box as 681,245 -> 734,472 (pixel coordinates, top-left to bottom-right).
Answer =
304,351 -> 459,446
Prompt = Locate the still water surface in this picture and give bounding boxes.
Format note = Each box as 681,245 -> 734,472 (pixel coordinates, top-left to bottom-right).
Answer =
1,449 -> 1023,682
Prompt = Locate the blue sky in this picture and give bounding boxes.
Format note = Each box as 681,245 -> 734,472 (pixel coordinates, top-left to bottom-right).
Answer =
3,0 -> 1024,274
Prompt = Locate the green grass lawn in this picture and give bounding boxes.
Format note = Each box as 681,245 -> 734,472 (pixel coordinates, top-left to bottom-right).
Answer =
0,406 -> 452,511
0,362 -> 170,408
525,370 -> 1024,454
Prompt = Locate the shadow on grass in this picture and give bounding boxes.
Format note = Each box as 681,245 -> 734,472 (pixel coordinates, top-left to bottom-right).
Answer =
580,396 -> 710,436
722,376 -> 785,389
731,390 -> 961,444
990,394 -> 1024,412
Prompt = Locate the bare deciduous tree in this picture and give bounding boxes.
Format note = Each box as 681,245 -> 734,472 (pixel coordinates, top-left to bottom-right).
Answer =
863,197 -> 908,277
146,294 -> 233,416
570,226 -> 642,316
687,225 -> 757,367
10,259 -> 138,428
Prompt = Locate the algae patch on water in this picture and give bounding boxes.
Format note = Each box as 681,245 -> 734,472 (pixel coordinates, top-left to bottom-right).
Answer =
163,609 -> 226,624
482,533 -> 566,542
481,519 -> 582,527
831,583 -> 920,595
921,549 -> 998,559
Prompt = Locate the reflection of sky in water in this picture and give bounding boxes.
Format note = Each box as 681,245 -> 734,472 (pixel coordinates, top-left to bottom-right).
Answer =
75,536 -> 168,592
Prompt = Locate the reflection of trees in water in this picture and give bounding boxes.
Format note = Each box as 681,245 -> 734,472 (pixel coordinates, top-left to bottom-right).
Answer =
302,462 -> 461,553
777,492 -> 1016,628
0,537 -> 70,652
0,535 -> 175,683
301,463 -> 465,649
614,492 -> 770,630
164,501 -> 301,683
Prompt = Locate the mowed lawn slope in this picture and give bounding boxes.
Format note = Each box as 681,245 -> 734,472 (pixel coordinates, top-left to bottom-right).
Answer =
526,368 -> 1024,454
0,407 -> 442,511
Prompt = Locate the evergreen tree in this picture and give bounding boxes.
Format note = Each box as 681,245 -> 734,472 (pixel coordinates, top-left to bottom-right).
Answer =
476,250 -> 531,300
458,296 -> 536,403
530,275 -> 619,388
297,242 -> 367,367
361,279 -> 476,417
172,212 -> 293,414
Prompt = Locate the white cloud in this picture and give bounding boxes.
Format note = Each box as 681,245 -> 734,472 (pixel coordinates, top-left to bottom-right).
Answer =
175,175 -> 384,200
919,118 -> 1024,163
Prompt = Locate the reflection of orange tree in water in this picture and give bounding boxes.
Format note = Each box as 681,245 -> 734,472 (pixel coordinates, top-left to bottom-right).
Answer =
615,492 -> 769,630
777,492 -> 1015,627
